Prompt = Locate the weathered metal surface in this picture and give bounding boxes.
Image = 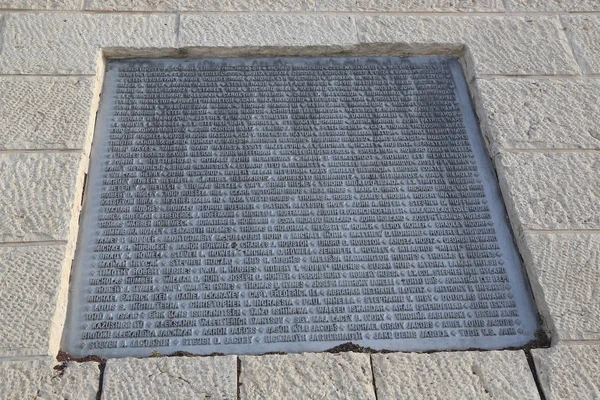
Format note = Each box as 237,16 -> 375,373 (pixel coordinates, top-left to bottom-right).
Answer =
63,57 -> 539,357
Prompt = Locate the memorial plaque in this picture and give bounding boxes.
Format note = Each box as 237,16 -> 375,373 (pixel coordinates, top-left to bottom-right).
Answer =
63,57 -> 540,357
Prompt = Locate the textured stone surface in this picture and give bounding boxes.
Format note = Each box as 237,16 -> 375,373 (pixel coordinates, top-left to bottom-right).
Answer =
373,351 -> 539,399
0,77 -> 95,151
240,353 -> 375,400
521,233 -> 600,341
0,13 -> 177,74
533,345 -> 600,399
475,78 -> 600,153
0,246 -> 70,357
319,0 -> 503,11
85,0 -> 313,11
563,15 -> 600,74
505,0 -> 600,11
496,152 -> 600,230
356,16 -> 579,75
0,358 -> 99,400
0,0 -> 79,9
103,356 -> 237,400
179,14 -> 357,50
0,152 -> 86,242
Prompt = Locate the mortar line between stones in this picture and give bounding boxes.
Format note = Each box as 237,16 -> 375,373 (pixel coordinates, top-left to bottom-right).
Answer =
369,354 -> 379,400
501,148 -> 600,153
80,0 -> 87,11
477,73 -> 600,79
0,74 -> 96,77
175,13 -> 181,48
1,9 -> 600,16
236,356 -> 241,400
557,339 -> 600,346
0,355 -> 55,362
0,240 -> 68,247
0,149 -> 84,154
525,228 -> 600,234
555,339 -> 600,344
524,350 -> 547,400
559,15 -> 586,74
96,362 -> 106,400
0,14 -> 8,59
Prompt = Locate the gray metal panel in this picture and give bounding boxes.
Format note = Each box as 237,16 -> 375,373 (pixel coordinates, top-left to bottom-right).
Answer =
62,57 -> 540,357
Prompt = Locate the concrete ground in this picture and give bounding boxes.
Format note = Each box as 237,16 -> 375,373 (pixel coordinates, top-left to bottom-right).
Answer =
0,0 -> 599,398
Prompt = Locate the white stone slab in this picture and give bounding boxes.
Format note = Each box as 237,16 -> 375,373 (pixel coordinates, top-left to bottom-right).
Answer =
521,233 -> 600,341
85,0 -> 313,11
495,152 -> 600,230
240,352 -> 375,400
563,15 -> 600,74
532,345 -> 600,400
356,16 -> 579,75
0,13 -> 177,75
318,0 -> 503,11
505,0 -> 600,11
0,357 -> 99,400
179,14 -> 357,51
0,152 -> 86,242
0,0 -> 80,9
475,78 -> 600,153
0,77 -> 95,151
0,245 -> 71,357
372,350 -> 540,399
102,356 -> 237,400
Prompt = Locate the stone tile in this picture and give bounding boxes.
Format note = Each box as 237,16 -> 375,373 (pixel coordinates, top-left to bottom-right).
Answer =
85,0 -> 314,11
0,152 -> 86,242
102,356 -> 237,400
179,14 -> 357,51
239,352 -> 375,400
495,152 -> 600,230
475,78 -> 600,153
356,16 -> 579,75
0,246 -> 71,357
521,233 -> 600,341
0,77 -> 95,151
372,351 -> 539,399
0,0 -> 80,9
532,345 -> 600,399
319,0 -> 503,11
0,357 -> 99,400
563,15 -> 600,74
0,13 -> 177,74
505,0 -> 600,11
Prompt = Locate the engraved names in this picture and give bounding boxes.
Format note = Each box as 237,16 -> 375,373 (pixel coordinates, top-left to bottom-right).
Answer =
64,57 -> 539,357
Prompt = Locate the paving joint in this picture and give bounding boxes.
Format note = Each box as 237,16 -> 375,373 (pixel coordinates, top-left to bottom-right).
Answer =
236,356 -> 242,400
525,349 -> 547,400
95,363 -> 105,400
369,354 -> 379,400
0,9 -> 595,16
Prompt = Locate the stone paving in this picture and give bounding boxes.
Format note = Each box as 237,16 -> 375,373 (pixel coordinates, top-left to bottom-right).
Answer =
0,1 -> 598,399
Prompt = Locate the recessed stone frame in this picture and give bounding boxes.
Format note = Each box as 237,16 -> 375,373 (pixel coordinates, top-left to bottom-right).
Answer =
0,43 -> 560,358
70,42 -> 554,355
1,11 -> 598,361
